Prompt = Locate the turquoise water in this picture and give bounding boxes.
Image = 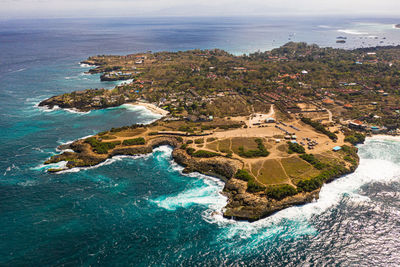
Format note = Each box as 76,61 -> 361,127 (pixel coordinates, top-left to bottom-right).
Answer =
1,17 -> 400,265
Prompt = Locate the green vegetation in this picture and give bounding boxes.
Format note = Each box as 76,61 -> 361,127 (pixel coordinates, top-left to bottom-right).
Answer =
247,179 -> 266,193
85,137 -> 121,154
235,169 -> 266,193
194,138 -> 204,144
122,137 -> 146,146
266,184 -> 297,200
238,138 -> 269,158
235,169 -> 253,181
191,150 -> 221,158
344,132 -> 366,145
186,147 -> 195,155
178,126 -> 194,133
299,153 -> 326,170
301,117 -> 337,141
297,164 -> 348,192
287,142 -> 305,154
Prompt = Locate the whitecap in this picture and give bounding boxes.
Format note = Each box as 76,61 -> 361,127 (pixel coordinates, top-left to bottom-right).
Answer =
338,29 -> 368,35
117,79 -> 134,86
56,152 -> 153,174
80,63 -> 92,68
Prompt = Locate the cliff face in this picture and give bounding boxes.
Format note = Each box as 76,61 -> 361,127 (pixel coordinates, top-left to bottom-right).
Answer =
222,178 -> 319,221
45,133 -> 359,222
38,91 -> 126,112
172,149 -> 241,182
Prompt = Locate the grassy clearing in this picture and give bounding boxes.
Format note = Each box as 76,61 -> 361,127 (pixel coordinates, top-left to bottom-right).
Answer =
231,138 -> 258,154
257,159 -> 288,185
281,156 -> 313,177
217,139 -> 232,154
205,141 -> 219,152
113,128 -> 146,137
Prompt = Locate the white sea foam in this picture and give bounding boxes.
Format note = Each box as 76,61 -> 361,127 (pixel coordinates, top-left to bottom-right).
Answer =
63,108 -> 91,115
56,151 -> 153,174
32,160 -> 68,171
117,79 -> 134,86
150,137 -> 400,239
37,103 -> 91,114
37,105 -> 61,112
338,29 -> 368,35
80,63 -> 92,68
206,138 -> 400,239
3,164 -> 19,176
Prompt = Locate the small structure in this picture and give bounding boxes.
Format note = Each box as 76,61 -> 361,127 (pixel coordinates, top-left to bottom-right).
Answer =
371,126 -> 380,133
344,104 -> 353,109
333,146 -> 342,152
349,120 -> 366,130
265,117 -> 275,123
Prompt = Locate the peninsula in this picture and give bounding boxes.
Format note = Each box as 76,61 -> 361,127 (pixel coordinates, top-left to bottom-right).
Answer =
41,42 -> 400,221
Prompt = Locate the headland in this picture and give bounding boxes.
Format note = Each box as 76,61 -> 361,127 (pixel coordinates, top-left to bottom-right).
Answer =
41,42 -> 400,221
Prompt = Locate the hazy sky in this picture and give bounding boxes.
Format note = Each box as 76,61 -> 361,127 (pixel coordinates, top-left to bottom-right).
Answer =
2,0 -> 400,19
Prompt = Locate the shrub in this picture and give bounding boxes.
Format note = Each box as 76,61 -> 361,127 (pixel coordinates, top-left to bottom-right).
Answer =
238,138 -> 270,158
288,142 -> 305,154
201,125 -> 215,131
344,155 -> 357,165
148,131 -> 159,136
186,140 -> 194,144
235,169 -> 266,193
186,147 -> 195,155
180,144 -> 188,149
297,164 -> 348,192
235,169 -> 253,181
299,153 -> 326,170
85,137 -> 121,154
178,126 -> 194,133
247,179 -> 266,193
122,137 -> 145,146
194,138 -> 204,144
301,117 -> 337,141
266,184 -> 297,200
191,150 -> 221,158
345,132 -> 365,145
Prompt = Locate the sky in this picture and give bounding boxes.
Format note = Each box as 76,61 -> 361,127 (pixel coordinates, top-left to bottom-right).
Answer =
1,0 -> 400,19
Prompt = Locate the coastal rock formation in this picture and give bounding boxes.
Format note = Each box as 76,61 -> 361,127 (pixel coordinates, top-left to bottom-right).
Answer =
222,178 -> 320,221
45,127 -> 360,221
38,89 -> 127,112
172,149 -> 241,181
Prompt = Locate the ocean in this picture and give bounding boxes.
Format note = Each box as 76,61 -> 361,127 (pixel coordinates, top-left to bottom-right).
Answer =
1,17 -> 400,266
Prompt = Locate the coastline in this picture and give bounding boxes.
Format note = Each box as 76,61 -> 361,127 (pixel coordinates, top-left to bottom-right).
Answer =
128,102 -> 170,116
367,134 -> 400,142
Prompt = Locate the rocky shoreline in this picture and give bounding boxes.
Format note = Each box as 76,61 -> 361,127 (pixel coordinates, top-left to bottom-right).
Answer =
38,89 -> 127,112
45,133 -> 359,222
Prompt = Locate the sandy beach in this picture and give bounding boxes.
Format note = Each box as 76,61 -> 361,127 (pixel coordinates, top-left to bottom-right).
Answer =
129,102 -> 170,116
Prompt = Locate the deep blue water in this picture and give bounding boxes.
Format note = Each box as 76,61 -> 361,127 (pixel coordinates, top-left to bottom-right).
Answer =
1,17 -> 400,266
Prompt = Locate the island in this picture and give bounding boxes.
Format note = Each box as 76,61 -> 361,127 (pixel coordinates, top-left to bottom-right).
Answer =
41,42 -> 400,221
395,24 -> 400,29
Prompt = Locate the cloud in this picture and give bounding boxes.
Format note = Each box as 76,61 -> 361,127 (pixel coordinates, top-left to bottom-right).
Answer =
1,0 -> 400,19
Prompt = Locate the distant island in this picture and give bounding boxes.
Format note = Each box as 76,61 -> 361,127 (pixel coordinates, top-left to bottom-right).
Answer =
395,24 -> 400,29
41,42 -> 400,221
